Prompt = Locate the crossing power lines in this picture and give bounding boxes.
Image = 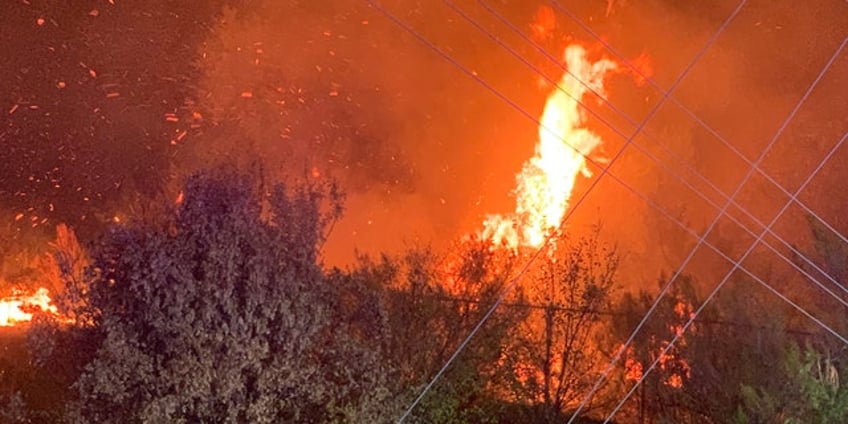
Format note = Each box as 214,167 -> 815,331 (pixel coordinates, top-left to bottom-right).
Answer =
363,1 -> 848,421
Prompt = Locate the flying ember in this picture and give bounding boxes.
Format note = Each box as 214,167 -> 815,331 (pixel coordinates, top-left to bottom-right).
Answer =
482,44 -> 617,249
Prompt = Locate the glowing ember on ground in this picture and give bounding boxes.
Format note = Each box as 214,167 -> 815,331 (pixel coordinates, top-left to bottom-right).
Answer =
482,44 -> 617,248
0,288 -> 58,326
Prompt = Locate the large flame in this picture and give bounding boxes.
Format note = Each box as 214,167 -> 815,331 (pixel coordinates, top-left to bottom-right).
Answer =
0,287 -> 58,326
483,45 -> 617,248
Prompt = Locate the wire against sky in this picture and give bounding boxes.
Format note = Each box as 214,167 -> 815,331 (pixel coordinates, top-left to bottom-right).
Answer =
475,0 -> 848,303
365,0 -> 748,421
428,8 -> 848,414
439,1 -> 848,421
367,0 -> 845,421
599,36 -> 848,422
605,126 -> 848,422
546,0 -> 848,249
454,0 -> 848,317
567,26 -> 846,424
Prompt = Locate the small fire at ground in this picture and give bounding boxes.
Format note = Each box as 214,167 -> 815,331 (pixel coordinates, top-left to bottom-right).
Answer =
0,287 -> 58,327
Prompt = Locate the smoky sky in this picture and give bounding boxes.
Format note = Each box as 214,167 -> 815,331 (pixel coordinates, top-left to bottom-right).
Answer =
1,0 -> 240,240
2,0 -> 847,291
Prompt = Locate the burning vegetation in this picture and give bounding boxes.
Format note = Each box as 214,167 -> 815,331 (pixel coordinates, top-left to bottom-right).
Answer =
483,44 -> 619,249
2,0 -> 848,423
0,288 -> 56,327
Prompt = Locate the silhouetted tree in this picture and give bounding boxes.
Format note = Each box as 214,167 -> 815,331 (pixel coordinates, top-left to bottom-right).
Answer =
29,170 -> 396,422
610,276 -> 711,423
609,268 -> 848,424
347,238 -> 526,423
498,232 -> 619,423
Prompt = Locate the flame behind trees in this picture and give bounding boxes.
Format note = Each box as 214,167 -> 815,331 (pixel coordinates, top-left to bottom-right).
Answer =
497,232 -> 619,421
11,170 -> 623,422
5,170 -> 848,422
482,45 -> 617,249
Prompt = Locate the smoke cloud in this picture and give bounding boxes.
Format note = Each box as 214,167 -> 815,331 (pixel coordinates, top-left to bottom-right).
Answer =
2,0 -> 846,292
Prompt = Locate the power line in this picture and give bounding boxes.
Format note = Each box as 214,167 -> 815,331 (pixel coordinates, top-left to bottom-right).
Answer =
435,4 -> 848,416
366,1 -> 575,418
426,294 -> 830,337
605,128 -> 848,420
558,1 -> 757,418
573,130 -> 848,421
444,2 -> 848,414
430,11 -> 848,417
546,0 -> 848,249
365,0 -> 746,420
449,0 -> 848,330
474,0 -> 848,304
365,0 -> 846,420
602,38 -> 848,423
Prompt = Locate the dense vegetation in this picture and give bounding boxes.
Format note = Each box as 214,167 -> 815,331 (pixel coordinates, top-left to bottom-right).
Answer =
0,171 -> 846,423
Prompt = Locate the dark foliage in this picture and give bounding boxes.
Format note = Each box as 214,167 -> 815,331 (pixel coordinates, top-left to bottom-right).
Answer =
26,171 -> 393,423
